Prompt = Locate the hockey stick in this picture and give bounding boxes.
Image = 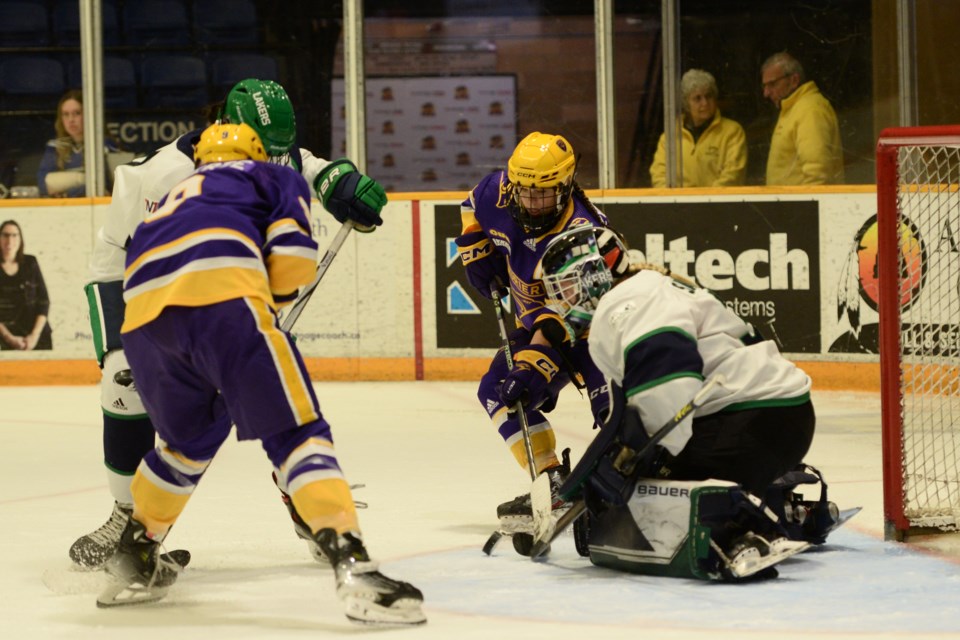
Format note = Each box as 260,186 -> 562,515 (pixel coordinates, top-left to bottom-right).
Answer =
482,286 -> 551,555
280,221 -> 355,332
529,374 -> 727,560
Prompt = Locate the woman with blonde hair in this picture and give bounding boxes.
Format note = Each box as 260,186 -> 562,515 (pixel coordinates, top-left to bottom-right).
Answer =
37,89 -> 119,197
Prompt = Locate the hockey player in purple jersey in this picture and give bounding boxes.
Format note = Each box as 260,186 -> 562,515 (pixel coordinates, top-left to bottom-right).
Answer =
73,79 -> 385,570
455,132 -> 628,548
96,124 -> 425,626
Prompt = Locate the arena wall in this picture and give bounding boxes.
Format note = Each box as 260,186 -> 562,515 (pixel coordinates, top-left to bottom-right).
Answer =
0,186 -> 882,389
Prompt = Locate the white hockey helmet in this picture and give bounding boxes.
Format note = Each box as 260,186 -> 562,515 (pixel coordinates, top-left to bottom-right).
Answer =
538,225 -> 615,336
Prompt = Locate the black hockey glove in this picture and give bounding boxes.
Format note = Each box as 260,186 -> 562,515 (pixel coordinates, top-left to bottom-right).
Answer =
499,344 -> 562,410
314,159 -> 387,232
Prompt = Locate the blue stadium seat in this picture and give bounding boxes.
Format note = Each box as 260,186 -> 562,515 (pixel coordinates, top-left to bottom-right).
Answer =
194,0 -> 259,46
0,57 -> 65,110
124,1 -> 191,47
0,3 -> 50,47
52,1 -> 121,47
210,54 -> 279,94
140,55 -> 208,109
67,57 -> 137,109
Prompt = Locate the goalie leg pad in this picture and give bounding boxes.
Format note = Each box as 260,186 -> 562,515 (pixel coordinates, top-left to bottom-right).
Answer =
585,479 -> 802,581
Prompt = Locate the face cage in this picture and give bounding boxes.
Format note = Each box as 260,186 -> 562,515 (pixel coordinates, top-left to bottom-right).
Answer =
508,182 -> 571,234
542,257 -> 612,335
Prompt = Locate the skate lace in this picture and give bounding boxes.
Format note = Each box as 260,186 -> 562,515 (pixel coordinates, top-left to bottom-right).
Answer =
89,506 -> 130,546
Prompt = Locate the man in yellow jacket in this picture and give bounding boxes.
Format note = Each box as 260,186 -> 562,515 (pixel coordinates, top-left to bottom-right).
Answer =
762,52 -> 844,185
650,68 -> 747,187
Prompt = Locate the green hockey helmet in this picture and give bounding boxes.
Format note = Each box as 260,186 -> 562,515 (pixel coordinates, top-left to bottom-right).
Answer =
222,79 -> 296,156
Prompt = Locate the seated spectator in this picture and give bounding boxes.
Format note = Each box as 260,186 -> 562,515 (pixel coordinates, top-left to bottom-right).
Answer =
0,220 -> 52,350
650,69 -> 746,187
761,52 -> 844,185
37,89 -> 119,197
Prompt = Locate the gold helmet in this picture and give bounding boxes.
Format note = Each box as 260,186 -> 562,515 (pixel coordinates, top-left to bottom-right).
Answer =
194,123 -> 268,165
507,132 -> 577,233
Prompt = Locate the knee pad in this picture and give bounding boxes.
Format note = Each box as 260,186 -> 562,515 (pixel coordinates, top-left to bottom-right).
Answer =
100,349 -> 147,417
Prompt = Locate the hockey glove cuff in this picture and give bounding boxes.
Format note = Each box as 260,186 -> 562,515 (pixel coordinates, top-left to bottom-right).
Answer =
455,230 -> 508,299
315,159 -> 387,232
499,344 -> 562,410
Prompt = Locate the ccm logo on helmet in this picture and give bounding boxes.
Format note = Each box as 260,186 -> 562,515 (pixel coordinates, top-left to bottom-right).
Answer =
253,91 -> 271,125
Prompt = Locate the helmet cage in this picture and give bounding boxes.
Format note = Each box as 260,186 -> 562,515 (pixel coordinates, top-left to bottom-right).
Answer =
507,181 -> 573,234
540,226 -> 613,335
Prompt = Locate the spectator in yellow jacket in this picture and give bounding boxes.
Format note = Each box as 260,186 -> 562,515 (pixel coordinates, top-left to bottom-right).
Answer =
762,52 -> 844,185
650,69 -> 746,187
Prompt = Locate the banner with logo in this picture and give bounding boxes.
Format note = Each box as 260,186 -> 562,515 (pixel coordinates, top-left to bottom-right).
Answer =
331,75 -> 517,193
434,199 -> 822,353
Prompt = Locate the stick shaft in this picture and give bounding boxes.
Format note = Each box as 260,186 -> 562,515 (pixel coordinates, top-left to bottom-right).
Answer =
281,221 -> 354,332
491,286 -> 537,481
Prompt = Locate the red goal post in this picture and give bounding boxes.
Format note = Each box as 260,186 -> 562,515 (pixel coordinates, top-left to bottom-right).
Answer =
877,125 -> 960,541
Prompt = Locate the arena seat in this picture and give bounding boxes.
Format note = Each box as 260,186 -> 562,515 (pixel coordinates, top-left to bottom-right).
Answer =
0,57 -> 65,110
210,54 -> 279,94
124,1 -> 191,48
0,2 -> 50,47
193,0 -> 259,46
140,55 -> 208,109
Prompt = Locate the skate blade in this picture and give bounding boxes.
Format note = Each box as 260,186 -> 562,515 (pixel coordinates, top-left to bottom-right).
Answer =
727,540 -> 810,579
344,597 -> 427,626
96,578 -> 172,608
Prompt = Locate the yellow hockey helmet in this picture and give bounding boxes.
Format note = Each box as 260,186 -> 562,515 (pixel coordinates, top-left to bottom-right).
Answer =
194,123 -> 268,165
506,132 -> 577,233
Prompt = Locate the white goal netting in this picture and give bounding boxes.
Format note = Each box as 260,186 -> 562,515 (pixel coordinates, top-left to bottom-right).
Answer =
888,142 -> 960,531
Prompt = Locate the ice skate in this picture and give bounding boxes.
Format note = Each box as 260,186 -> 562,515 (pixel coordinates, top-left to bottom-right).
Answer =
496,450 -> 572,535
273,472 -> 328,563
70,501 -> 191,570
315,528 -> 426,626
69,501 -> 132,570
96,517 -> 182,607
716,531 -> 809,581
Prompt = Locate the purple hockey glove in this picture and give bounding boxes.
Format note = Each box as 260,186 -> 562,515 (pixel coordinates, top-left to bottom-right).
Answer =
499,344 -> 562,410
455,230 -> 509,299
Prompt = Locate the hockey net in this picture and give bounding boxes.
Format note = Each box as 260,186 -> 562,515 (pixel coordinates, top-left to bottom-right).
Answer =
878,125 -> 960,540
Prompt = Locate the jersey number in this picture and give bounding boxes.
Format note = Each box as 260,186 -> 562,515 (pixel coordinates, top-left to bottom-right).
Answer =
144,174 -> 205,223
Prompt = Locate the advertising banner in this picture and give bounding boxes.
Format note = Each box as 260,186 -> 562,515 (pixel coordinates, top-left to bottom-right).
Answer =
434,199 -> 822,353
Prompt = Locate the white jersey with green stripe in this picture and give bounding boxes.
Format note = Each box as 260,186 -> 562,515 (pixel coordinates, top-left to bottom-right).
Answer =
587,269 -> 811,455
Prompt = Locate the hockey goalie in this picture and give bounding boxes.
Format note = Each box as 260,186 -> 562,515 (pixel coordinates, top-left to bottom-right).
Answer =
528,224 -> 856,580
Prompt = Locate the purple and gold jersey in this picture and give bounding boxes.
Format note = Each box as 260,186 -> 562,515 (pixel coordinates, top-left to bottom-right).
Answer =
461,170 -> 608,330
122,161 -> 317,333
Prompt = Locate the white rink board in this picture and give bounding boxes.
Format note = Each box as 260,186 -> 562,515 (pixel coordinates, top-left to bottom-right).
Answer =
0,189 -> 885,362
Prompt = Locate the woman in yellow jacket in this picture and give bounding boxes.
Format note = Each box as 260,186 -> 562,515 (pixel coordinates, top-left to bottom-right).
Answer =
650,69 -> 747,188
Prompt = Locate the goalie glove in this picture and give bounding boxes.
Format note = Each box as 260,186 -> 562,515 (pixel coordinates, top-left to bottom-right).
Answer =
455,230 -> 509,299
314,159 -> 387,232
499,344 -> 562,410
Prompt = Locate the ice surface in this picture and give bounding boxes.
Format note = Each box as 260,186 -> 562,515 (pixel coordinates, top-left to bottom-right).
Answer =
2,383 -> 959,639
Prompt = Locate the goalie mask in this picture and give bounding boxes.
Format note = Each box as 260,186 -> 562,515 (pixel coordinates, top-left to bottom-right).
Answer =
195,123 -> 267,165
538,225 -> 615,336
507,132 -> 576,234
222,79 -> 296,157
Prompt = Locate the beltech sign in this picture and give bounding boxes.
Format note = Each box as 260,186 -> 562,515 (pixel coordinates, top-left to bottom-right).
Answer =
602,200 -> 820,353
436,198 -> 821,354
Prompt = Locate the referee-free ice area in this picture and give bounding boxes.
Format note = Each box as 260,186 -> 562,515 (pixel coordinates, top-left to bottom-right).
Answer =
2,382 -> 959,640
